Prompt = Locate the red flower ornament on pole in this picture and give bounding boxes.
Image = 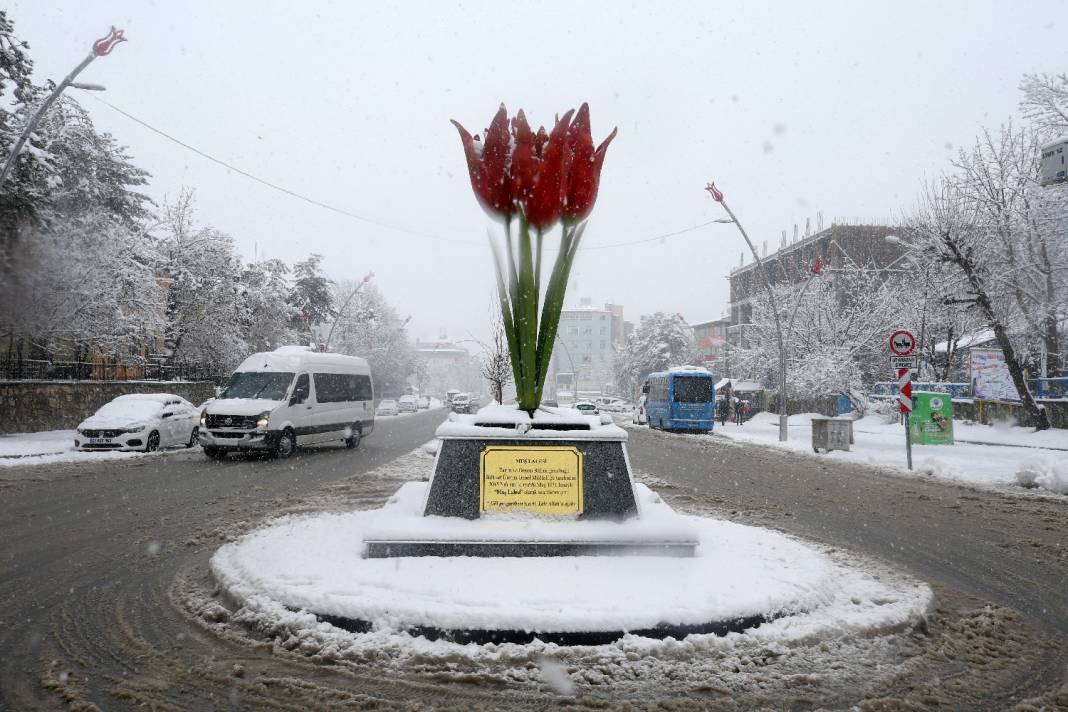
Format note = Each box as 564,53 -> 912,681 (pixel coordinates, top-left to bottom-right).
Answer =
92,27 -> 127,56
452,103 -> 617,413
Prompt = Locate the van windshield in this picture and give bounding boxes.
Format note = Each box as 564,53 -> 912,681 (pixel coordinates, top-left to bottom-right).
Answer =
221,372 -> 295,400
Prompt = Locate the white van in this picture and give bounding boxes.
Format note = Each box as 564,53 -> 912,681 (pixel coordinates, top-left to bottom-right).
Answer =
198,346 -> 374,460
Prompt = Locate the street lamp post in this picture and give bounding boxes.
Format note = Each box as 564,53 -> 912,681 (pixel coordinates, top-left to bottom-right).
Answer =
0,27 -> 126,188
707,182 -> 789,442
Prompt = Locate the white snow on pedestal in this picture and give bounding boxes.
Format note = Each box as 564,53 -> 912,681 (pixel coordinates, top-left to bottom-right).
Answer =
435,402 -> 627,441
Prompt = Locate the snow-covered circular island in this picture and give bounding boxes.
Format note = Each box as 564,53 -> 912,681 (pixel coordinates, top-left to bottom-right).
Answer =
211,478 -> 931,643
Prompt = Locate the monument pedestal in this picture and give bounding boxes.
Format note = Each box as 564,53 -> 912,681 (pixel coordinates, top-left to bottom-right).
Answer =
361,405 -> 697,558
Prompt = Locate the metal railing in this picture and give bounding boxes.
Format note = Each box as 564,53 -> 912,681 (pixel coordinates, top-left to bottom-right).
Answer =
0,358 -> 226,383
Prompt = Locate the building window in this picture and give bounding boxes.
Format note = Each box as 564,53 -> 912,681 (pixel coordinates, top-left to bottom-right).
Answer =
600,341 -> 606,350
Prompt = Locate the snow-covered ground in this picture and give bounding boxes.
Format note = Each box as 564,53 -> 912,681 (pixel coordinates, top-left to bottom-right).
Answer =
698,412 -> 1068,496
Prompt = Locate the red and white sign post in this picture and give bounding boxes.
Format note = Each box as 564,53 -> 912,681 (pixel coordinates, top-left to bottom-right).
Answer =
889,330 -> 917,469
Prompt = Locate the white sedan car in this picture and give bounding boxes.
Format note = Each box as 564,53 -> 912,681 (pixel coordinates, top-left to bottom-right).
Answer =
75,393 -> 200,452
376,399 -> 399,416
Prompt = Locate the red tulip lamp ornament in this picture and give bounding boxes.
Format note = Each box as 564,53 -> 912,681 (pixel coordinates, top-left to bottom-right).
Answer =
452,103 -> 617,414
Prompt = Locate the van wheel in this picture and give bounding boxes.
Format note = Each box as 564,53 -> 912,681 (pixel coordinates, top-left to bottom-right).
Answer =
274,429 -> 296,459
345,425 -> 362,449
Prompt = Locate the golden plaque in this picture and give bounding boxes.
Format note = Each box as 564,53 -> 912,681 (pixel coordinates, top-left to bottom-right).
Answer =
479,445 -> 584,515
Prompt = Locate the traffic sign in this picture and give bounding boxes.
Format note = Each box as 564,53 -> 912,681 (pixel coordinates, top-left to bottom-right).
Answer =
897,367 -> 913,413
890,355 -> 918,369
889,330 -> 916,357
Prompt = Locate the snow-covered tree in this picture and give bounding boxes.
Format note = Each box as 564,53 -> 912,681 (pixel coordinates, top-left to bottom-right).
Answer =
951,123 -> 1068,378
288,254 -> 335,338
331,281 -> 419,396
478,307 -> 512,404
157,190 -> 247,369
908,177 -> 1053,430
731,266 -> 903,402
1019,73 -> 1068,137
239,258 -> 298,352
614,312 -> 696,395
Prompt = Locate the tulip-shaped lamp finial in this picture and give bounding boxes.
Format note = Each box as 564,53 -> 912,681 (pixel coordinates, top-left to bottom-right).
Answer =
705,182 -> 724,203
92,27 -> 127,56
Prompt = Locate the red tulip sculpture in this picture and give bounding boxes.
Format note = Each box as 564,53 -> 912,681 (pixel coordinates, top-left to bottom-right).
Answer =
452,103 -> 616,413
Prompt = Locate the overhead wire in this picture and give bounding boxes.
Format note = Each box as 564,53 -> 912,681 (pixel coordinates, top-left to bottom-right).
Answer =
88,94 -> 719,252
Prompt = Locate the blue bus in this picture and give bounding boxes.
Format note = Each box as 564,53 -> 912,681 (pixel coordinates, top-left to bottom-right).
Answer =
643,368 -> 716,432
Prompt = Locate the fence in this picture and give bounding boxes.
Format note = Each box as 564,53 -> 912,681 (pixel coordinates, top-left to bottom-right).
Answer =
0,358 -> 226,384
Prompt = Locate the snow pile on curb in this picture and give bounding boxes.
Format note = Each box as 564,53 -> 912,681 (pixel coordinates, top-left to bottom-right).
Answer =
1015,456 -> 1068,494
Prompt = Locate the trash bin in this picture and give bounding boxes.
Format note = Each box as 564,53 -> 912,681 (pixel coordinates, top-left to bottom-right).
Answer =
811,417 -> 852,453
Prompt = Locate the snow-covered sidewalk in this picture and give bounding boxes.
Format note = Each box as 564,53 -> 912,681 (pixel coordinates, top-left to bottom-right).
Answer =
707,412 -> 1068,495
0,429 -> 166,468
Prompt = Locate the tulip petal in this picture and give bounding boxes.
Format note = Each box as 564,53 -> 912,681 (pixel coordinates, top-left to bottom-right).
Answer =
451,119 -> 491,211
510,109 -> 537,207
564,104 -> 616,222
481,104 -> 512,213
525,108 -> 575,229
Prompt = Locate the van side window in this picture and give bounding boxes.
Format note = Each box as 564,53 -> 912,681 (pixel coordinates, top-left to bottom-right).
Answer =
313,373 -> 373,403
351,375 -> 373,401
293,373 -> 310,402
314,373 -> 349,403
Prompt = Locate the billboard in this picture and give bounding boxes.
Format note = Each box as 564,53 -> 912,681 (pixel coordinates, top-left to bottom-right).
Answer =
909,392 -> 954,445
970,348 -> 1020,402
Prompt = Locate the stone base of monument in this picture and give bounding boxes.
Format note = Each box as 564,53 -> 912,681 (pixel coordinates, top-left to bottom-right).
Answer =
362,481 -> 698,558
363,404 -> 693,558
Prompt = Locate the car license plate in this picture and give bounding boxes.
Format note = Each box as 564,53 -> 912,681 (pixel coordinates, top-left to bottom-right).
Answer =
89,438 -> 111,444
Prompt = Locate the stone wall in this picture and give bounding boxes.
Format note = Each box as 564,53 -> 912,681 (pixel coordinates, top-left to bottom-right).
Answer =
0,381 -> 217,435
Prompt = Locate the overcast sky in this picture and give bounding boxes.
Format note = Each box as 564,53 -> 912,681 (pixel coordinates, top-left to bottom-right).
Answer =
11,1 -> 1065,342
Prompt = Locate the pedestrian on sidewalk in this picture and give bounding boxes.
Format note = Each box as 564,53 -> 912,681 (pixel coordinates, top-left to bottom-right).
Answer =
718,382 -> 732,427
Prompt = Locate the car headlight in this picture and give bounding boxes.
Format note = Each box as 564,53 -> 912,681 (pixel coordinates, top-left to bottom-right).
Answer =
123,423 -> 146,433
200,411 -> 207,427
257,411 -> 270,429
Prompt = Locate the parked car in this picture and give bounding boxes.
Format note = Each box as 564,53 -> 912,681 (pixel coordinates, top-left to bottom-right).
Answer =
541,399 -> 559,408
199,346 -> 374,460
574,400 -> 599,416
76,393 -> 200,452
417,395 -> 431,410
632,395 -> 648,425
398,394 -> 418,413
451,393 -> 472,413
376,399 -> 399,416
598,397 -> 629,413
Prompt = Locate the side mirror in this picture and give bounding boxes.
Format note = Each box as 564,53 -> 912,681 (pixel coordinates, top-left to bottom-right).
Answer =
290,389 -> 308,406
641,384 -> 649,394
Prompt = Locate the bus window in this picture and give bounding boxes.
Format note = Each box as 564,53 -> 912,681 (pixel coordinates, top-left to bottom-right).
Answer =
673,376 -> 713,403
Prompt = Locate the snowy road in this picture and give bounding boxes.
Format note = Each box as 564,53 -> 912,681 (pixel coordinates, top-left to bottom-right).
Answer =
0,412 -> 1066,710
